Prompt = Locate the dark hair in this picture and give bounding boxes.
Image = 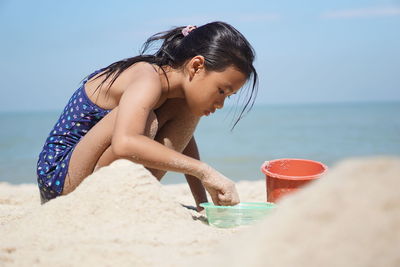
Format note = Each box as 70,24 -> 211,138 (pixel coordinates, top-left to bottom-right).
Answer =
87,21 -> 258,129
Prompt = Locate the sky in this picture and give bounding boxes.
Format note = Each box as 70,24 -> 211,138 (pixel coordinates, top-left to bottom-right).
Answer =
0,0 -> 399,112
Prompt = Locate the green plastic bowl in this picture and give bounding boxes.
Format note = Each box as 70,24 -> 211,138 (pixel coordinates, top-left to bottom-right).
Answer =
200,202 -> 277,228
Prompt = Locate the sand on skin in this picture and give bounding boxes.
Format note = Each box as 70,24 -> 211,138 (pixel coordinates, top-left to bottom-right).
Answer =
0,156 -> 399,266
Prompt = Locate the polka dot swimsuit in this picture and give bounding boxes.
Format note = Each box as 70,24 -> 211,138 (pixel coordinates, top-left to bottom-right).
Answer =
36,68 -> 111,203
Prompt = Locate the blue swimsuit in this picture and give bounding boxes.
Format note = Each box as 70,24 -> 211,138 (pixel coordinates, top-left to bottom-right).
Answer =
36,68 -> 111,203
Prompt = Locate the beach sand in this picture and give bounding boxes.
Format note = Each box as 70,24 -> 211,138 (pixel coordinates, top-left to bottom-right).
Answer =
1,156 -> 399,266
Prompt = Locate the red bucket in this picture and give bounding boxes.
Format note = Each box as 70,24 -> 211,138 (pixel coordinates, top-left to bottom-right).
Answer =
261,158 -> 328,203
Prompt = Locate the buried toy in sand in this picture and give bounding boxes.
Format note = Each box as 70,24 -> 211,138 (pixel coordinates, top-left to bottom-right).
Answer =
200,202 -> 276,228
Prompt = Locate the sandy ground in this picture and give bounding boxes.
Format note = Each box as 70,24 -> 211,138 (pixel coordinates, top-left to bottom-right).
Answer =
1,156 -> 399,266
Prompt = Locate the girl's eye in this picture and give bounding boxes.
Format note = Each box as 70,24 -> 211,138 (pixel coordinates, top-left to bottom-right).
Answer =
218,89 -> 225,95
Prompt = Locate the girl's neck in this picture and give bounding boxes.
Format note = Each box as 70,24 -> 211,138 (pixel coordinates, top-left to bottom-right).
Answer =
157,65 -> 185,99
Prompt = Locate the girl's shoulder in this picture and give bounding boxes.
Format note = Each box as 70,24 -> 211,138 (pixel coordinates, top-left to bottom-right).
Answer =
84,62 -> 162,111
117,62 -> 161,90
129,61 -> 159,76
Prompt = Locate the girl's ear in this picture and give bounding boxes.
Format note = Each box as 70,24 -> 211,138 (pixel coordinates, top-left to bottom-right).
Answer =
188,55 -> 205,79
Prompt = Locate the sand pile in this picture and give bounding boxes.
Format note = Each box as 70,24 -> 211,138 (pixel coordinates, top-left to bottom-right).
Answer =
191,157 -> 400,267
1,156 -> 399,266
0,160 -> 241,266
0,183 -> 39,226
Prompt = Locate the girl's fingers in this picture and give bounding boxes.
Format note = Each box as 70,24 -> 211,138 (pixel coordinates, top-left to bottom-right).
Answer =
210,192 -> 221,206
218,192 -> 232,202
232,195 -> 240,205
218,192 -> 237,206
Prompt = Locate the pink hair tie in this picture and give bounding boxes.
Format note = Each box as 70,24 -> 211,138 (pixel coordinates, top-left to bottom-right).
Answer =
182,25 -> 197,37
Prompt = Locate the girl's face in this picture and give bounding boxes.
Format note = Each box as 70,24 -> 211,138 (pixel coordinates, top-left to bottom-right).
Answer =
184,60 -> 247,117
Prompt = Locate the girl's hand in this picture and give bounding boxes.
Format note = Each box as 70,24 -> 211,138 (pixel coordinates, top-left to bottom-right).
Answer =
200,167 -> 240,206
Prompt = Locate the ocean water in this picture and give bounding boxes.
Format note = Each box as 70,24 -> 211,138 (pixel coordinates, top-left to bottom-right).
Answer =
0,102 -> 399,186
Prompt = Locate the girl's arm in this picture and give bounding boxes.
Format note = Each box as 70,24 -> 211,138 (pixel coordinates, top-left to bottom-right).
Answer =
183,137 -> 208,211
112,67 -> 239,206
112,70 -> 208,181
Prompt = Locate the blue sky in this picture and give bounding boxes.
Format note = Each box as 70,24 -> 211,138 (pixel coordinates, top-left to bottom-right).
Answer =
0,0 -> 399,111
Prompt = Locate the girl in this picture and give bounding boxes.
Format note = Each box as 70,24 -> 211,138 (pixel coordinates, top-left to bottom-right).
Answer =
36,21 -> 258,210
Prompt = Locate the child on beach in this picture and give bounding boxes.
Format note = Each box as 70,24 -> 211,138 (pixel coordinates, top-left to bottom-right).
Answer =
36,21 -> 258,210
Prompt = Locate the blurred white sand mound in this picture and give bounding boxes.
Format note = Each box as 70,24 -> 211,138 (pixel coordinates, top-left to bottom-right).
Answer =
194,157 -> 400,267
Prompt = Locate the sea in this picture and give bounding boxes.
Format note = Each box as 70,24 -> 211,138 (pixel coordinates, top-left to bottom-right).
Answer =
0,102 -> 399,186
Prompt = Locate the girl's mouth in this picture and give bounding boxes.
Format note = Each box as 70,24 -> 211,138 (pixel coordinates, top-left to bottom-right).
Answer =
204,110 -> 211,116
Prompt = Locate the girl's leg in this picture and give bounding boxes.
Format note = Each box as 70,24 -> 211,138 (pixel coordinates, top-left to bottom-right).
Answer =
62,98 -> 199,195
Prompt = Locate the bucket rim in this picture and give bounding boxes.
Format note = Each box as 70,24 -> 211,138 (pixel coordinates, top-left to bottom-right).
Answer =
261,158 -> 328,180
200,202 -> 276,209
